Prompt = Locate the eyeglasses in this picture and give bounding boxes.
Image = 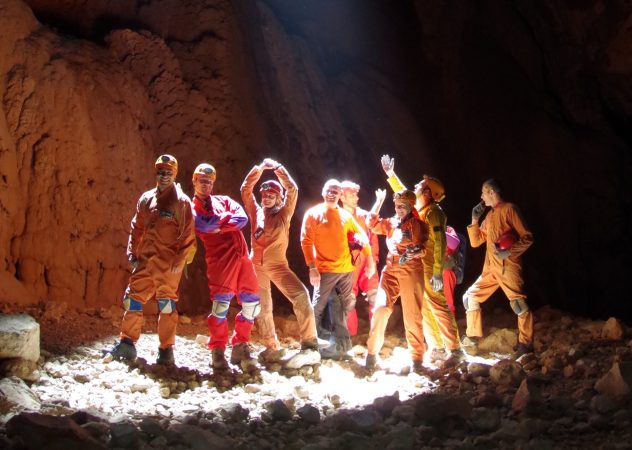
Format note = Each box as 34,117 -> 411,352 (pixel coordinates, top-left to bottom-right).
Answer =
156,170 -> 173,177
394,203 -> 409,210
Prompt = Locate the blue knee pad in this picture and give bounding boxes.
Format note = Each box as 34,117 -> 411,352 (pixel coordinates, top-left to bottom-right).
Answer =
123,296 -> 142,312
210,298 -> 231,320
158,298 -> 177,314
510,298 -> 529,316
239,292 -> 261,322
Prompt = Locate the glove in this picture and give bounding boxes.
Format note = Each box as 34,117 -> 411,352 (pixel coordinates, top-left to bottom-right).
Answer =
495,249 -> 511,260
381,154 -> 395,176
472,201 -> 486,221
430,275 -> 443,292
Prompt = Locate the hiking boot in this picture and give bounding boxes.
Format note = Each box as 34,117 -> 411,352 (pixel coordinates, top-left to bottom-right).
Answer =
338,336 -> 353,353
104,338 -> 137,362
461,335 -> 480,354
301,339 -> 319,351
425,348 -> 448,364
211,348 -> 229,370
284,348 -> 321,369
513,343 -> 534,359
230,343 -> 254,365
156,347 -> 175,365
441,348 -> 465,368
258,348 -> 286,364
319,342 -> 343,360
365,354 -> 377,370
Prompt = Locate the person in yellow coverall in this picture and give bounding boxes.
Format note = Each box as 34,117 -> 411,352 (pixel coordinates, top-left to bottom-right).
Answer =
380,155 -> 463,367
301,179 -> 375,359
241,158 -> 320,369
105,155 -> 196,365
365,190 -> 428,371
462,179 -> 534,357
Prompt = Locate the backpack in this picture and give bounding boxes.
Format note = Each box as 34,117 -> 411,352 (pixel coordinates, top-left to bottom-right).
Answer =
445,226 -> 467,285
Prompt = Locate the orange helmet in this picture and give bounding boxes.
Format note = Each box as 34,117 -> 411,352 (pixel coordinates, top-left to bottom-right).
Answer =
420,175 -> 445,203
192,163 -> 217,181
495,230 -> 518,251
155,154 -> 178,174
393,189 -> 416,208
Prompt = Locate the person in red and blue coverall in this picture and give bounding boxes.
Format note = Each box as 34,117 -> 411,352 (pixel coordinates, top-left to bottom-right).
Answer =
191,163 -> 260,370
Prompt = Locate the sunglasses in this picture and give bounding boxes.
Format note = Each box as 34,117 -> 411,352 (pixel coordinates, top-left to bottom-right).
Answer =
156,170 -> 173,176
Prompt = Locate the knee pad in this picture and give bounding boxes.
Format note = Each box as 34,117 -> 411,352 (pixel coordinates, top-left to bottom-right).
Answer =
462,294 -> 480,312
210,300 -> 231,319
510,298 -> 529,316
157,298 -> 177,314
123,296 -> 142,312
239,292 -> 261,321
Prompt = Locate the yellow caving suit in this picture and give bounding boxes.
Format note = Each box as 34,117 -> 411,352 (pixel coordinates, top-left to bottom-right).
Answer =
386,174 -> 460,352
366,211 -> 429,362
464,201 -> 534,345
121,183 -> 196,349
241,165 -> 317,350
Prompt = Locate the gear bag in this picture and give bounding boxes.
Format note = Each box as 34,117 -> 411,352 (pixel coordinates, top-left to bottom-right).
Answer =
445,226 -> 467,285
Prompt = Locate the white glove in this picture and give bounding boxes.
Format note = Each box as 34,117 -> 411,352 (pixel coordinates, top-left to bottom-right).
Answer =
430,275 -> 443,292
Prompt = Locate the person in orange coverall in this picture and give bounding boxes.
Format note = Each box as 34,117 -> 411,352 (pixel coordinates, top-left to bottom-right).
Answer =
191,163 -> 260,370
241,158 -> 320,369
462,178 -> 534,358
301,179 -> 375,359
381,155 -> 463,367
106,154 -> 196,365
337,180 -> 384,337
365,190 -> 428,372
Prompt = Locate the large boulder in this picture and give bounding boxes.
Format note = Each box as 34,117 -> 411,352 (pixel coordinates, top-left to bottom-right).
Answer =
0,314 -> 40,362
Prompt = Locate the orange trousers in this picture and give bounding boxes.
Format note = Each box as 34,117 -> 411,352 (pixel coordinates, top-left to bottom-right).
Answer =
120,255 -> 183,349
463,259 -> 533,345
254,263 -> 317,350
367,260 -> 425,362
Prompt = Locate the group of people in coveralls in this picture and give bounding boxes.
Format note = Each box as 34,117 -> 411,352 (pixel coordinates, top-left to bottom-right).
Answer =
105,152 -> 534,373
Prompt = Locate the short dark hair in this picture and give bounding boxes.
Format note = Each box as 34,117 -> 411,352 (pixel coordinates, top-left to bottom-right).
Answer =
483,178 -> 502,194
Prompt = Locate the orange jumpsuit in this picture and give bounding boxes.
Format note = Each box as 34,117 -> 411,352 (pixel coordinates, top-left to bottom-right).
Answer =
464,201 -> 534,344
192,195 -> 260,350
345,206 -> 380,336
241,165 -> 317,350
121,183 -> 196,348
387,174 -> 460,351
301,204 -> 372,342
366,212 -> 429,362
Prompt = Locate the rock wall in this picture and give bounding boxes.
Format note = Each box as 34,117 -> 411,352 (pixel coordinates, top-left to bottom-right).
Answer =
0,0 -> 631,320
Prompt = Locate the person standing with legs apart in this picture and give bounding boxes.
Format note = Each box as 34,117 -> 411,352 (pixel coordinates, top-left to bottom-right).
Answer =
381,155 -> 463,367
462,179 -> 534,358
301,179 -> 375,359
365,190 -> 428,372
191,163 -> 261,370
241,158 -> 320,369
106,154 -> 196,366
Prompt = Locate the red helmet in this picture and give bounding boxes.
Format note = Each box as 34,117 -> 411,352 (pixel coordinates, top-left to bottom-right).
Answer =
495,230 -> 518,251
260,180 -> 283,196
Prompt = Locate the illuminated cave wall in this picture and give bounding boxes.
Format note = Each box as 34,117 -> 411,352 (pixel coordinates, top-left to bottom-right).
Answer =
1,0 -> 630,320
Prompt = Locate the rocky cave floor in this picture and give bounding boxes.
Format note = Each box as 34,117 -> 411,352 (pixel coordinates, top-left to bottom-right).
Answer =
1,302 -> 632,450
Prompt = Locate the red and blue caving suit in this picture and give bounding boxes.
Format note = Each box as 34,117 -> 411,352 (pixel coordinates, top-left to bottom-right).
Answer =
192,195 -> 260,350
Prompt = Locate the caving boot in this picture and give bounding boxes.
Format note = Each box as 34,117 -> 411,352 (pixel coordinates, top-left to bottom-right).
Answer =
104,338 -> 137,362
156,347 -> 175,365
